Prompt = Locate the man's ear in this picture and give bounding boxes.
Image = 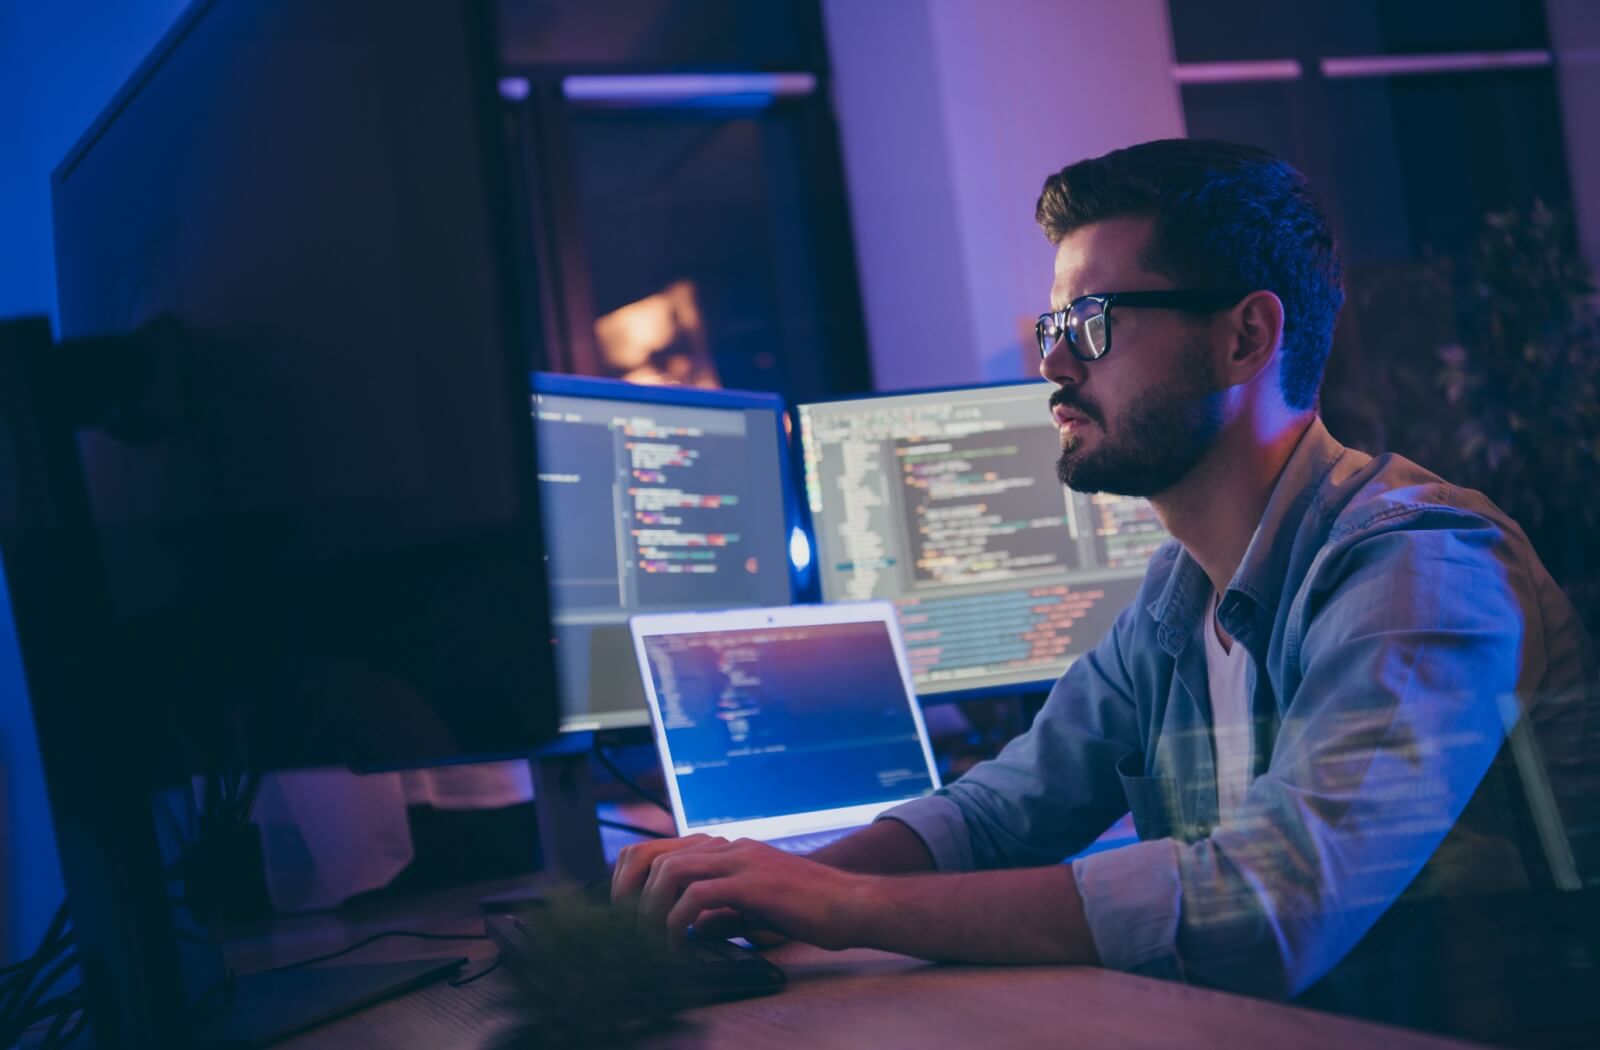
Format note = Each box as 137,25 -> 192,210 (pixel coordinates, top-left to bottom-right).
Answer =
1220,290 -> 1284,386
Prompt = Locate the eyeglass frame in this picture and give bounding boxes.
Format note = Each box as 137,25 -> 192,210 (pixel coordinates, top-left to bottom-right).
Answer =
1036,289 -> 1252,363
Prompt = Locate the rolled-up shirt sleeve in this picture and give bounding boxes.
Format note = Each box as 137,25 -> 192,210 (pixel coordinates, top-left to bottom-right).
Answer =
1072,837 -> 1185,978
1076,519 -> 1539,999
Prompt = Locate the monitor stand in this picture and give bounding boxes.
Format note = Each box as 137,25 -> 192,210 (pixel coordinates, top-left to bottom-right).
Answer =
531,748 -> 608,885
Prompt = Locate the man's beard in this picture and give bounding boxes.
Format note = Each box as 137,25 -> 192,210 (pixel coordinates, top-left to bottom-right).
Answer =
1053,348 -> 1225,497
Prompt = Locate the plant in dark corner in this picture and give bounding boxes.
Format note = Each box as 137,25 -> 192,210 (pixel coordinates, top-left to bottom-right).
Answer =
1327,202 -> 1600,640
1430,202 -> 1600,638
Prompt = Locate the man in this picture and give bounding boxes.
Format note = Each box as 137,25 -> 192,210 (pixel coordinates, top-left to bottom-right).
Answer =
612,139 -> 1597,1027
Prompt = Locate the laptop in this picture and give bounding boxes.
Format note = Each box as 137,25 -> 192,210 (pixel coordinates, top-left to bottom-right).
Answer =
629,601 -> 943,854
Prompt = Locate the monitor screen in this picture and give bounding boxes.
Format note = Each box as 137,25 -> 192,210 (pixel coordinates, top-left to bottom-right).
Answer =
532,374 -> 797,730
47,0 -> 560,777
639,618 -> 937,831
797,381 -> 1170,698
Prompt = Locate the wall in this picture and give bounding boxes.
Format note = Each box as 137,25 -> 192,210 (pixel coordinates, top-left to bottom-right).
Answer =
0,0 -> 192,963
1547,0 -> 1600,272
821,0 -> 1187,390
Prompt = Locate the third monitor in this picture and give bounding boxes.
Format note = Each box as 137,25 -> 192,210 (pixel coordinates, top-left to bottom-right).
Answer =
798,381 -> 1170,700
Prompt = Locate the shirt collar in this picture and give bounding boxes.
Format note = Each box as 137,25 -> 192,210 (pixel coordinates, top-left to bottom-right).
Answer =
1146,417 -> 1347,654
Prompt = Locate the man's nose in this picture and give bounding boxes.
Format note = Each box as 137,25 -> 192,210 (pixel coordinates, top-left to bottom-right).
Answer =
1039,339 -> 1087,387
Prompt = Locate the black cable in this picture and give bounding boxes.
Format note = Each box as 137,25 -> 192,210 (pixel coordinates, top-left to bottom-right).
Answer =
0,904 -> 73,1042
5,903 -> 70,983
597,818 -> 669,839
39,999 -> 86,1049
190,927 -> 494,1025
8,953 -> 78,1037
448,958 -> 503,987
592,746 -> 673,815
8,991 -> 85,1050
16,989 -> 81,1034
269,930 -> 490,973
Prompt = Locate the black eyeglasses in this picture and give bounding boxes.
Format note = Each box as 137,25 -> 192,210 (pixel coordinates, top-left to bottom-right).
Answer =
1036,289 -> 1250,362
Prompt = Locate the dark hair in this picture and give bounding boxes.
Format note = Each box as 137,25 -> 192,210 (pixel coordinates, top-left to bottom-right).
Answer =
1035,139 -> 1343,411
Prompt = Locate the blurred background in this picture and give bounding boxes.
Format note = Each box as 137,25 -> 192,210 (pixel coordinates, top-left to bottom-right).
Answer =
2,0 -> 1596,967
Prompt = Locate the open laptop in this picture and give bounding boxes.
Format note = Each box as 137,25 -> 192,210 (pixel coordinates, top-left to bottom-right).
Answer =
630,601 -> 943,854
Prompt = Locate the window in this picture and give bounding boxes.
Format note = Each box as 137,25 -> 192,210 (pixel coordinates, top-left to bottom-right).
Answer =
498,0 -> 872,402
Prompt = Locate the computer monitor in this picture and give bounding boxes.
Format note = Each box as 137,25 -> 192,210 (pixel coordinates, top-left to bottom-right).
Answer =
531,373 -> 801,732
797,381 -> 1170,700
49,0 -> 560,776
19,0 -> 562,1042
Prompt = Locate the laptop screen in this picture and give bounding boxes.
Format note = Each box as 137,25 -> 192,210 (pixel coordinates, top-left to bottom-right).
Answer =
641,620 -> 938,830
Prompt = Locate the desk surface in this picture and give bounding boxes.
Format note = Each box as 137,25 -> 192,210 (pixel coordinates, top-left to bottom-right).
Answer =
260,907 -> 1471,1050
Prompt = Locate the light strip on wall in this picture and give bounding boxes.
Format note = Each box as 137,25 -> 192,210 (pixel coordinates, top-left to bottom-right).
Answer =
1172,60 -> 1303,84
560,73 -> 818,107
1321,50 -> 1552,79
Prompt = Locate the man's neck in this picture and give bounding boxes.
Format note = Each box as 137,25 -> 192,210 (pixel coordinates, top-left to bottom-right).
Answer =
1151,411 -> 1316,601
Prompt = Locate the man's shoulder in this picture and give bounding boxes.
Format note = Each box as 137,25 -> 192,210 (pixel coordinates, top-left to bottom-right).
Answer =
1314,449 -> 1518,548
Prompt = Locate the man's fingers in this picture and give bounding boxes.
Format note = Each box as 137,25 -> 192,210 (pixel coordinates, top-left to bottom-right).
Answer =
612,834 -> 721,901
688,907 -> 744,940
665,879 -> 742,951
691,910 -> 789,948
638,846 -> 745,940
743,929 -> 789,949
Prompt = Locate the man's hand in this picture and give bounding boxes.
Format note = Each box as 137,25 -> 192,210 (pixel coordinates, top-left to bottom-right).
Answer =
612,835 -> 875,951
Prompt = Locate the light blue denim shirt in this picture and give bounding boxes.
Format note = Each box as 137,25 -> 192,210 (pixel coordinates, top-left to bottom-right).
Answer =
881,417 -> 1596,1004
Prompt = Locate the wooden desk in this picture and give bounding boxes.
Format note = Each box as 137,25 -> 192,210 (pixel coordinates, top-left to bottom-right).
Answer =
261,905 -> 1471,1049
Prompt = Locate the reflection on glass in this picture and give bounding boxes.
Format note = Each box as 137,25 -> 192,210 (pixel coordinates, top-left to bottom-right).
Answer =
593,280 -> 720,388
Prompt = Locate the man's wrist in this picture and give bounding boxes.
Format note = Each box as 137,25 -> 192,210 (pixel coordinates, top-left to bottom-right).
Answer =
834,869 -> 892,949
810,817 -> 936,874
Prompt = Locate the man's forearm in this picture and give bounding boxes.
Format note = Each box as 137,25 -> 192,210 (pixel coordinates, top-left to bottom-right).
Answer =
848,864 -> 1101,965
809,817 -> 935,874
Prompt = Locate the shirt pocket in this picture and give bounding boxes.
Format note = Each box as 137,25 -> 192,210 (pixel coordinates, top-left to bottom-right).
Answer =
1116,749 -> 1185,842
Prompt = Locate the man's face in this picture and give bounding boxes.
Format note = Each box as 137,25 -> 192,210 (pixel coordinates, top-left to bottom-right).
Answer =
1040,216 -> 1225,497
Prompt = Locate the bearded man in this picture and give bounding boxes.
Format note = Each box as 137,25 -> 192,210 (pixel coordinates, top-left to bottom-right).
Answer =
613,139 -> 1597,1035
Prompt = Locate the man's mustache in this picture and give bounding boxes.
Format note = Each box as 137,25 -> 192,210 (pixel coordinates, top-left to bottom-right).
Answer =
1048,387 -> 1104,428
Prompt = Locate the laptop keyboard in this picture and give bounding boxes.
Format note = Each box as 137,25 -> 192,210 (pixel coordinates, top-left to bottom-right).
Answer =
767,827 -> 854,854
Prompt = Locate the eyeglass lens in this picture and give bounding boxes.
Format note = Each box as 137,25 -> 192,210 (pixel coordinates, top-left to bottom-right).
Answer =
1038,298 -> 1110,360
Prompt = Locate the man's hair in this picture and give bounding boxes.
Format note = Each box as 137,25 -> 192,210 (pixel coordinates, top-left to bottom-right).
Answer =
1035,139 -> 1343,411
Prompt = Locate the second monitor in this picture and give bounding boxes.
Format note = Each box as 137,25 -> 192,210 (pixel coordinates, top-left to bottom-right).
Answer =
533,374 -> 801,731
798,381 -> 1170,700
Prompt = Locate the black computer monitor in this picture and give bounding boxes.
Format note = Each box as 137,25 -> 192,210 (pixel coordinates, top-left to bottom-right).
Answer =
796,381 -> 1170,700
19,0 -> 561,1043
531,373 -> 803,732
49,0 -> 559,775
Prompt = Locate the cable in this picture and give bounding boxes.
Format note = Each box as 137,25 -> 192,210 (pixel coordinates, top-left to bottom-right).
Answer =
0,902 -> 73,1045
11,991 -> 85,1050
269,930 -> 490,973
39,998 -> 87,1049
8,953 -> 78,1036
592,746 -> 673,815
190,928 -> 493,1026
598,818 -> 669,839
448,958 -> 503,987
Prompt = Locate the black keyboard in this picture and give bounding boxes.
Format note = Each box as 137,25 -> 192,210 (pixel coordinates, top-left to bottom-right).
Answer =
486,908 -> 785,1014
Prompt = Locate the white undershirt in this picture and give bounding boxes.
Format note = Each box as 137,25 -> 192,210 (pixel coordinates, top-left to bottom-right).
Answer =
1203,592 -> 1253,823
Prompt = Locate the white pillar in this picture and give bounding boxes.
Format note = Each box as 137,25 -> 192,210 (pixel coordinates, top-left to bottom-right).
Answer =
823,0 -> 1186,390
1546,0 -> 1600,272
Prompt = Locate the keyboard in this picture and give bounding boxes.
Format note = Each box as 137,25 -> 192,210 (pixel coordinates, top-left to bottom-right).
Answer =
767,827 -> 855,854
486,908 -> 785,1014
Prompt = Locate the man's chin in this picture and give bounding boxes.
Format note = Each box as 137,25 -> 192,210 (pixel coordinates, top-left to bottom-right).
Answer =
1057,449 -> 1160,497
1055,450 -> 1099,493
